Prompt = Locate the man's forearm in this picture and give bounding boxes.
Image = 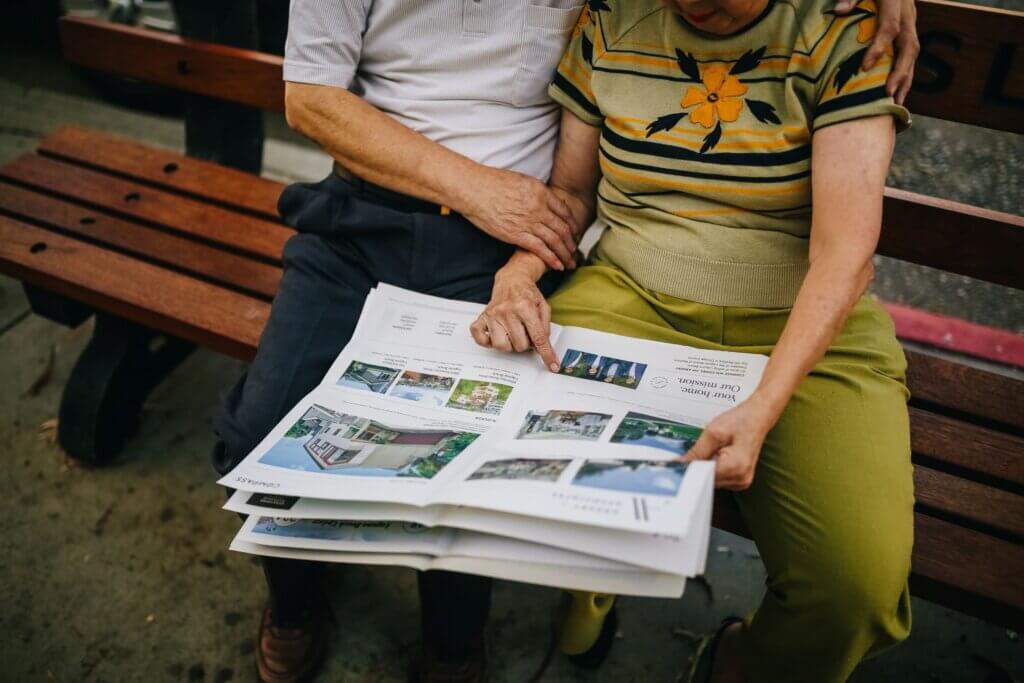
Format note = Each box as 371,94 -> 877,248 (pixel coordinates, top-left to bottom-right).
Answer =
285,82 -> 483,212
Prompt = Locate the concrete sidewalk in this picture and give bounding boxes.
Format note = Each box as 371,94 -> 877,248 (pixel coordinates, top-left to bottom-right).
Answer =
1,26 -> 1022,683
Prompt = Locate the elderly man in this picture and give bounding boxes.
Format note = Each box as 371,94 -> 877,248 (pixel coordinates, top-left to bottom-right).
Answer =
213,1 -> 918,681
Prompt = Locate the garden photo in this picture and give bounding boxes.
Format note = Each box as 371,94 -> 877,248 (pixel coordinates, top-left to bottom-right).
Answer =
258,404 -> 480,479
610,412 -> 703,456
336,360 -> 401,394
515,409 -> 612,441
389,370 -> 456,407
558,349 -> 647,389
446,379 -> 514,415
572,459 -> 687,497
467,458 -> 572,483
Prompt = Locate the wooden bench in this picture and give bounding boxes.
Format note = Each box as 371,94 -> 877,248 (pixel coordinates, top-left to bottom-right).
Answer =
0,0 -> 1021,631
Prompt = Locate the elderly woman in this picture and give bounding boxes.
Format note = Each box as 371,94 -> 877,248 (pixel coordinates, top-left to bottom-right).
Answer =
471,0 -> 913,680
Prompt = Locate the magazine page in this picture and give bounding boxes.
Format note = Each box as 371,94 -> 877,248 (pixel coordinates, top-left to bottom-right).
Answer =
218,285 -> 558,503
230,538 -> 686,598
237,514 -> 644,573
237,516 -> 458,555
225,473 -> 713,576
221,284 -> 763,537
434,325 -> 766,535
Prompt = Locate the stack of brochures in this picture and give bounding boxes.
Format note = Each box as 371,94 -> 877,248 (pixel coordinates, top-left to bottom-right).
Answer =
220,284 -> 767,597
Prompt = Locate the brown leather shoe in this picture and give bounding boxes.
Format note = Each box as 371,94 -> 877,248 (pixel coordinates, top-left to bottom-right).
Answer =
256,604 -> 327,683
408,638 -> 488,683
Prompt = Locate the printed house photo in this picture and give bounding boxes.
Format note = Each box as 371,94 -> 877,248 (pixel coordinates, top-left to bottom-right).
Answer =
337,360 -> 401,394
446,379 -> 513,415
558,349 -> 648,389
572,459 -> 687,497
516,410 -> 612,441
258,404 -> 479,479
610,412 -> 703,455
468,458 -> 571,482
389,370 -> 456,407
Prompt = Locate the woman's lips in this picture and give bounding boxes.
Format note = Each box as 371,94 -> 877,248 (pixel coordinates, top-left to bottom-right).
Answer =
686,10 -> 717,23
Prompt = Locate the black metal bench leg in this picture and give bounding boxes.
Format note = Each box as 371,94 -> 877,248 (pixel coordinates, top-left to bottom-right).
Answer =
57,313 -> 195,465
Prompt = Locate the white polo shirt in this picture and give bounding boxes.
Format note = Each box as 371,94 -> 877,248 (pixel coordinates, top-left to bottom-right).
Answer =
284,0 -> 585,181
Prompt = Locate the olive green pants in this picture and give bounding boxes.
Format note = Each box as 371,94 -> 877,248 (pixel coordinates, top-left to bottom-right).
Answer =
549,260 -> 914,683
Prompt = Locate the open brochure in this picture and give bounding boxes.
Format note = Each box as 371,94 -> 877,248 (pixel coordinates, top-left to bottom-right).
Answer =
220,284 -> 766,538
231,516 -> 687,597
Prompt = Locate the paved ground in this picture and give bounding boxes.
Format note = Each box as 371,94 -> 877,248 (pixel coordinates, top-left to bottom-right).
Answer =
1,6 -> 1022,683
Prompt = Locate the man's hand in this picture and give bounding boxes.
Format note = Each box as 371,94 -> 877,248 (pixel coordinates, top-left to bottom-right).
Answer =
461,168 -> 579,272
469,264 -> 559,371
682,394 -> 779,491
835,0 -> 919,104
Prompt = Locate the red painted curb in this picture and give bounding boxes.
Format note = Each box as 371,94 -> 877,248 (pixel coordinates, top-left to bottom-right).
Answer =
882,301 -> 1024,368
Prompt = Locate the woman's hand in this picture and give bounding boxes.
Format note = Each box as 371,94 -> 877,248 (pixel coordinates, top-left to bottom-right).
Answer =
682,394 -> 781,491
460,167 -> 579,272
469,261 -> 560,371
836,0 -> 919,104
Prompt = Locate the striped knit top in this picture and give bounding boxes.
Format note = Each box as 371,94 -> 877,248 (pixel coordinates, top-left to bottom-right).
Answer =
549,0 -> 909,308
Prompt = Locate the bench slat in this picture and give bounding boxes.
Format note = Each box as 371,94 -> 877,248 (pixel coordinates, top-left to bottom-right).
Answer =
912,513 -> 1024,626
59,17 -> 284,112
0,181 -> 281,301
914,465 -> 1024,539
910,407 -> 1024,487
905,349 -> 1024,431
0,216 -> 268,360
713,497 -> 1024,626
0,155 -> 292,264
880,188 -> 1024,290
38,126 -> 285,221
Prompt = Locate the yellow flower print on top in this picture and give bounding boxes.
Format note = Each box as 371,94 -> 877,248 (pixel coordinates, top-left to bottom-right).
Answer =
646,47 -> 777,153
680,65 -> 748,129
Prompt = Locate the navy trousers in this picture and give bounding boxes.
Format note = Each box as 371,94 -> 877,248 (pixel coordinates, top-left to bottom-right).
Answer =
214,173 -> 562,653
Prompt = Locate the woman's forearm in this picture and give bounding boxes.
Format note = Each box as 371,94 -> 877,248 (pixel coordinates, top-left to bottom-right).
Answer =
751,252 -> 873,420
750,115 -> 895,423
549,110 -> 603,236
496,249 -> 550,283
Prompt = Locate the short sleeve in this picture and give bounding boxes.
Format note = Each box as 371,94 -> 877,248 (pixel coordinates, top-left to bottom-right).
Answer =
547,5 -> 604,126
283,0 -> 371,89
812,1 -> 910,132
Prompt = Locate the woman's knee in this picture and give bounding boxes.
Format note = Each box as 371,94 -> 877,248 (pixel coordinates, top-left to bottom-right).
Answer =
800,529 -> 913,648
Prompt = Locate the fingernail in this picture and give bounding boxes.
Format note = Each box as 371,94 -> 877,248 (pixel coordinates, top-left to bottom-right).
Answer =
549,363 -> 559,372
